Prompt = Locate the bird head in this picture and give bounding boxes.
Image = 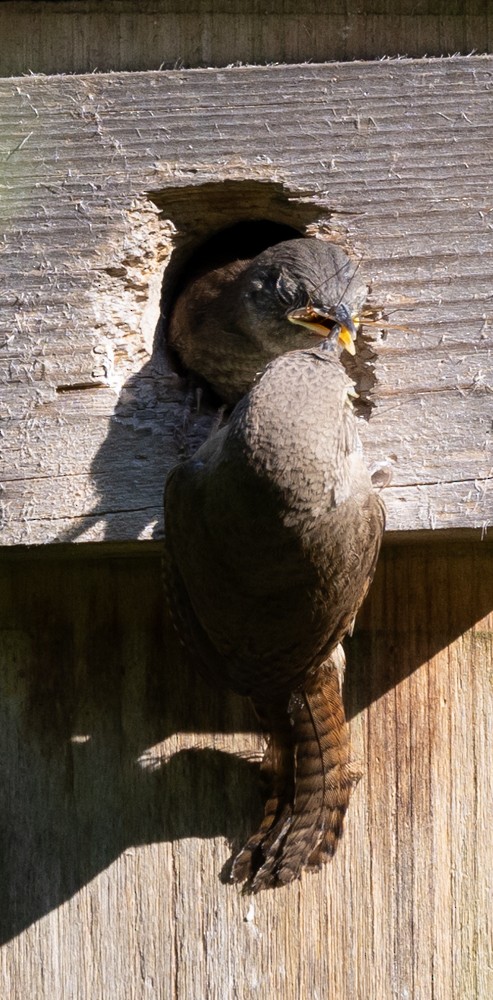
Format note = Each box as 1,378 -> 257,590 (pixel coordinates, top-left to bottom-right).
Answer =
238,239 -> 365,358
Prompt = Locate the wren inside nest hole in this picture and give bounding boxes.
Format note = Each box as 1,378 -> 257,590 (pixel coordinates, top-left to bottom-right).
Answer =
163,219 -> 302,392
151,179 -> 377,414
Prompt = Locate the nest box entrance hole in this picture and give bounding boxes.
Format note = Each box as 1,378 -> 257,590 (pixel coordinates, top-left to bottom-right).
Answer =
149,179 -> 376,412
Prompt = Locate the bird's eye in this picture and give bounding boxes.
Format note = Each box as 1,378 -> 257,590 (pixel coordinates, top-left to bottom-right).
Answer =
275,275 -> 293,306
276,276 -> 308,310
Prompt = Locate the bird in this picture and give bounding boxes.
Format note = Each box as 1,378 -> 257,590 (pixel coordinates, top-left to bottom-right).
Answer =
167,237 -> 368,404
164,343 -> 385,890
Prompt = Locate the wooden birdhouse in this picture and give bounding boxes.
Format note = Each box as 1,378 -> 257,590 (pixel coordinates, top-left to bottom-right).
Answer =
1,4 -> 492,998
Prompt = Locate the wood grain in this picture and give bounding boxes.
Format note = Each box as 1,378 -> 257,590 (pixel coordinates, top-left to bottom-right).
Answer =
0,0 -> 492,76
1,58 -> 492,543
0,541 -> 491,999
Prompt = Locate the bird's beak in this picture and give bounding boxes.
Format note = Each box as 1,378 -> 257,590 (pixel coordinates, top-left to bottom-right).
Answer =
287,302 -> 358,356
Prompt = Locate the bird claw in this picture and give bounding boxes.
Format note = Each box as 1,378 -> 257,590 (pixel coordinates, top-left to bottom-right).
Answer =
229,809 -> 293,891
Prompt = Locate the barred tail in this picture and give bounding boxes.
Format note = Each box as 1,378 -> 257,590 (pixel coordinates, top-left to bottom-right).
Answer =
276,646 -> 361,884
230,645 -> 361,891
230,701 -> 293,885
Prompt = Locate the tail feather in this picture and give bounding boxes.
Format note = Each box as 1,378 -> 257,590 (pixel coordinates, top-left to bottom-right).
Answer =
275,656 -> 355,884
230,701 -> 293,885
305,651 -> 362,867
230,645 -> 361,890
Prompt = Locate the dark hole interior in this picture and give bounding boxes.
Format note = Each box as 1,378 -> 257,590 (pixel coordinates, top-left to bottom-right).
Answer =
170,219 -> 302,301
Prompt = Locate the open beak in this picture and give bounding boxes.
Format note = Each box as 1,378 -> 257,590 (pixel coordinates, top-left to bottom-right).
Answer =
287,302 -> 358,356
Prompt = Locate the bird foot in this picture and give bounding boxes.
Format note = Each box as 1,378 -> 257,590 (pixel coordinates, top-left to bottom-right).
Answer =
229,804 -> 292,888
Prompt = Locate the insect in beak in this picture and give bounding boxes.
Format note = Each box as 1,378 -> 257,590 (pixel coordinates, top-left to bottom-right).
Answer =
287,302 -> 358,356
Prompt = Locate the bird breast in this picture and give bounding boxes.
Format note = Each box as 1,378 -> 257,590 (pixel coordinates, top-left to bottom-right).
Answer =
228,349 -> 364,519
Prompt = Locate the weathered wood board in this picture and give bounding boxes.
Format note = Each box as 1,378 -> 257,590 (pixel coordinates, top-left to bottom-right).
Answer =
0,542 -> 491,999
1,57 -> 493,544
1,0 -> 492,76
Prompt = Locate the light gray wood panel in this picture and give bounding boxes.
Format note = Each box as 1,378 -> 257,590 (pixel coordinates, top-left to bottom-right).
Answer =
1,59 -> 492,543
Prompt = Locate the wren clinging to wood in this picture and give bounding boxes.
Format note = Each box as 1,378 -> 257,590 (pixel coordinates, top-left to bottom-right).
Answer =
164,336 -> 384,890
167,237 -> 367,404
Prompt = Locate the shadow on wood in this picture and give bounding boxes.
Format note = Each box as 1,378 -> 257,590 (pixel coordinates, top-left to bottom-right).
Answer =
0,542 -> 491,945
346,540 -> 493,718
0,550 -> 264,943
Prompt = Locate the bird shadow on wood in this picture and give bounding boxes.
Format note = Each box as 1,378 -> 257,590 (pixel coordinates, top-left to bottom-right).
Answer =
54,352 -> 188,545
0,543 -> 491,943
0,551 -> 264,945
